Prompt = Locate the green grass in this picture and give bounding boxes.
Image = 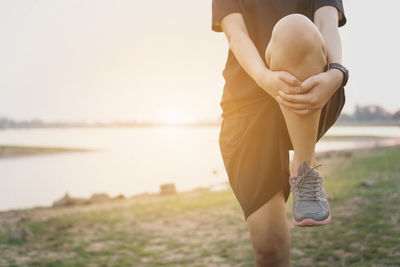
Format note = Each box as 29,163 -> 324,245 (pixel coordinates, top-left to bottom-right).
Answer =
289,146 -> 400,266
0,146 -> 399,266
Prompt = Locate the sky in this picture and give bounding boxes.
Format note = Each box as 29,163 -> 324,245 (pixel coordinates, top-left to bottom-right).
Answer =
0,0 -> 399,123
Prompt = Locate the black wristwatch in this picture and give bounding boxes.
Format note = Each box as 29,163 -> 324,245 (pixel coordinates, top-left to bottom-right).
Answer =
326,63 -> 349,88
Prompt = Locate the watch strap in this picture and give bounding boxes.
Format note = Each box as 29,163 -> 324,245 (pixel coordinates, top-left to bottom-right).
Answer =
326,62 -> 349,88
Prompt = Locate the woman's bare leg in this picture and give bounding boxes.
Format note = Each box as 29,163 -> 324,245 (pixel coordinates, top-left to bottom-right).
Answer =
246,189 -> 291,267
245,14 -> 328,266
265,14 -> 327,176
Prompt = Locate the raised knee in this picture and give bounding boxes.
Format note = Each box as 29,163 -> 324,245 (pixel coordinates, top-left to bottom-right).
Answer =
269,13 -> 326,61
273,14 -> 321,45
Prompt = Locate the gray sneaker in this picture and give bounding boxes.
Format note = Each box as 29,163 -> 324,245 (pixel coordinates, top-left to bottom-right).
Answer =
289,161 -> 331,227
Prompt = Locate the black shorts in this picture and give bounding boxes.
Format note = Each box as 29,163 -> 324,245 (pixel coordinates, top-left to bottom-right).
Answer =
218,87 -> 345,221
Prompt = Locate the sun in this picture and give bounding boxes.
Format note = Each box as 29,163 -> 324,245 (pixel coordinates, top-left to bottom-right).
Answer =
160,108 -> 193,125
163,110 -> 181,125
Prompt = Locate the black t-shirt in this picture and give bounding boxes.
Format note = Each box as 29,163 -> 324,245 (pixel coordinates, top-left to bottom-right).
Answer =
212,0 -> 346,119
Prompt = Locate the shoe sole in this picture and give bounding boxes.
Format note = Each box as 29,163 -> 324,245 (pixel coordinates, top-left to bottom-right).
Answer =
292,214 -> 331,227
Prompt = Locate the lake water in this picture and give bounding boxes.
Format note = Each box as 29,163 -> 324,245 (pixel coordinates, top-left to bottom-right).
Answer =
1,126 -> 399,211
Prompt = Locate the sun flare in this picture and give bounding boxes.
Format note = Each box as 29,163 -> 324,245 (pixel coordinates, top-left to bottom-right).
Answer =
160,108 -> 194,125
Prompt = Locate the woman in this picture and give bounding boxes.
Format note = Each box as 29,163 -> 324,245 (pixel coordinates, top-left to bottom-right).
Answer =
212,0 -> 348,265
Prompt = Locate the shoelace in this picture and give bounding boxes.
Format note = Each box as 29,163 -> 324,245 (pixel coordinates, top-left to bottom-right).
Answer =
293,164 -> 323,201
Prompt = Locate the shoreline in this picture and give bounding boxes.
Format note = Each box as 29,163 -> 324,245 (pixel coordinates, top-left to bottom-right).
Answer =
0,120 -> 399,128
1,135 -> 398,160
1,143 -> 399,215
0,145 -> 96,159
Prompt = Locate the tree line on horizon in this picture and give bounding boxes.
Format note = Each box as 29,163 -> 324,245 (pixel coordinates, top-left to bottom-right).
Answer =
0,117 -> 218,128
1,104 -> 399,128
338,104 -> 400,122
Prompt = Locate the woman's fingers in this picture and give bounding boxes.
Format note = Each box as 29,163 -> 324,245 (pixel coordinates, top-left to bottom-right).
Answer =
300,74 -> 319,92
276,96 -> 314,115
276,96 -> 308,110
278,71 -> 300,86
278,90 -> 314,105
280,82 -> 302,94
279,72 -> 316,94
